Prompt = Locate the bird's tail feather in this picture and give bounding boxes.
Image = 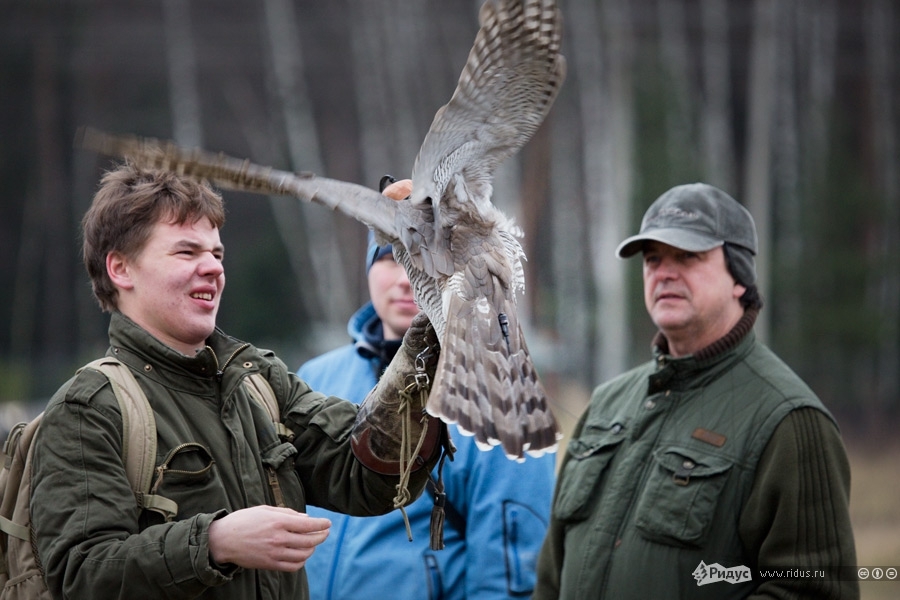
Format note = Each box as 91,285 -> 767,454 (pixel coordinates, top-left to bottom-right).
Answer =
426,295 -> 559,460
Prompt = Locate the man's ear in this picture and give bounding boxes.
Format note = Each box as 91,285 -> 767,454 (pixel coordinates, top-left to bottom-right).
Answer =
106,251 -> 135,291
733,282 -> 747,301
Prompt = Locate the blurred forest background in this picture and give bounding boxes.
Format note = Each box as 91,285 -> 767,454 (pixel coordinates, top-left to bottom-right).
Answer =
4,0 -> 896,432
1,0 -> 898,594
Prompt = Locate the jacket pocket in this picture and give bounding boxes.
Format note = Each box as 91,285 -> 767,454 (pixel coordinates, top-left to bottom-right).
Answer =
634,445 -> 733,547
553,422 -> 626,522
422,553 -> 444,600
504,500 -> 547,594
155,443 -> 216,487
260,441 -> 306,511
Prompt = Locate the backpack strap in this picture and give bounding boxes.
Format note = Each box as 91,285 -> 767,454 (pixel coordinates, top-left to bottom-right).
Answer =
243,373 -> 294,442
83,361 -> 287,515
241,372 -> 295,508
80,358 -> 178,522
0,419 -> 42,542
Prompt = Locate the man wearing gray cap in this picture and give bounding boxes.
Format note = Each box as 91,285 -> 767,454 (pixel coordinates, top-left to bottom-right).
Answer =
534,183 -> 858,599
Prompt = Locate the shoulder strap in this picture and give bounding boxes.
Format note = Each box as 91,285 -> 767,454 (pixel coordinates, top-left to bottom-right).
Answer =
80,361 -> 286,518
241,372 -> 293,508
243,373 -> 294,442
80,358 -> 178,521
0,418 -> 43,542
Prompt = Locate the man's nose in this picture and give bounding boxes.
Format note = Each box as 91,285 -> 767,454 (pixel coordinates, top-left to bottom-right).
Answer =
654,256 -> 680,279
200,253 -> 224,277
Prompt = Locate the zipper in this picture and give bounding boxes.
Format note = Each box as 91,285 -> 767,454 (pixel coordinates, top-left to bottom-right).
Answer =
150,442 -> 214,494
209,343 -> 252,380
208,341 -> 254,508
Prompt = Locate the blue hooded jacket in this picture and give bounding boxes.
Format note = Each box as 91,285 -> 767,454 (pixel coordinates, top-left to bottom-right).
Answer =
299,302 -> 556,600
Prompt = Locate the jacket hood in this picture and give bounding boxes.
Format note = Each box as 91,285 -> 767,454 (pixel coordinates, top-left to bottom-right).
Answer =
347,302 -> 401,373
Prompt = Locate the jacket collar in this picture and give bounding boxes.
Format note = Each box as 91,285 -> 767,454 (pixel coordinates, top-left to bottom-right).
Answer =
107,311 -> 251,381
648,307 -> 759,393
348,302 -> 401,374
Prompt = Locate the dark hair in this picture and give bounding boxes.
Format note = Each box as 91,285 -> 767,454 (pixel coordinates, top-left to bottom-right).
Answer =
736,284 -> 764,310
82,162 -> 226,312
723,244 -> 764,310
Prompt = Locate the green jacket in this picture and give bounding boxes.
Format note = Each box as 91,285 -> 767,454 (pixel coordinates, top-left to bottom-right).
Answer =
31,312 -> 426,600
534,315 -> 858,599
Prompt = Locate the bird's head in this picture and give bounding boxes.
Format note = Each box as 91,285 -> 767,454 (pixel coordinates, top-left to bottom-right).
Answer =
380,177 -> 413,202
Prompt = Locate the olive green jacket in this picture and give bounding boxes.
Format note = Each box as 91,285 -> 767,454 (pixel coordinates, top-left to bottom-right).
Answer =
534,314 -> 858,599
31,312 -> 428,600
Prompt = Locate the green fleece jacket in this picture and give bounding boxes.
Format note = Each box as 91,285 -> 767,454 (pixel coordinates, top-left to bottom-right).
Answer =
31,312 -> 431,600
534,312 -> 858,599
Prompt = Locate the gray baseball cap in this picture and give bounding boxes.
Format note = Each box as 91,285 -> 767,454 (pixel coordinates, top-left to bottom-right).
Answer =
616,183 -> 758,258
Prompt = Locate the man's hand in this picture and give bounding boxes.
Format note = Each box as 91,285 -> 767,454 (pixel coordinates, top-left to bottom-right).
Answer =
208,505 -> 331,571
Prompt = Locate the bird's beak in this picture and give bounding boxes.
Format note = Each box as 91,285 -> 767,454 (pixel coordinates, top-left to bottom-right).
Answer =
382,179 -> 413,201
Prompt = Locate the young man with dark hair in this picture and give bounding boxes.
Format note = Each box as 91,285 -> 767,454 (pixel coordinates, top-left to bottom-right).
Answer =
31,164 -> 444,600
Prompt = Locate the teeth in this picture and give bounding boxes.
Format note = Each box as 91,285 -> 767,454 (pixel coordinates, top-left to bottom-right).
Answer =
192,292 -> 213,301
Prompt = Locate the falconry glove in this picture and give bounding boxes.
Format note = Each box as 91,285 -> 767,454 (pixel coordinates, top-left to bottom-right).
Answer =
351,311 -> 443,478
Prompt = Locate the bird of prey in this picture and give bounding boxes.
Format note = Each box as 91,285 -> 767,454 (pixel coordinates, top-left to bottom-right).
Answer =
79,0 -> 566,460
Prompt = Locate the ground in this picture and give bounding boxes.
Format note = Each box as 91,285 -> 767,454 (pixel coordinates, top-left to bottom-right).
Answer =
846,434 -> 900,600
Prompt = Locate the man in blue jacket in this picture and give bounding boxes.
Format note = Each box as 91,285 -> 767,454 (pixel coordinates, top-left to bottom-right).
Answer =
298,178 -> 556,600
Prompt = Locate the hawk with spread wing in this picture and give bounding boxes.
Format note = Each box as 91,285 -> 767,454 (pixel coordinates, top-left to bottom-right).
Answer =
79,0 -> 566,460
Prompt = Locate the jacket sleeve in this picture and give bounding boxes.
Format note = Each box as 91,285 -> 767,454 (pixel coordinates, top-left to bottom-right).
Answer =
271,356 -> 436,516
532,413 -> 587,600
739,407 -> 860,600
31,374 -> 230,600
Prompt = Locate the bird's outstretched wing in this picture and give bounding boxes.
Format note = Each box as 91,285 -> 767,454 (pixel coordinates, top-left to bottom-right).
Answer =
76,126 -> 399,237
409,0 -> 566,219
397,0 -> 566,459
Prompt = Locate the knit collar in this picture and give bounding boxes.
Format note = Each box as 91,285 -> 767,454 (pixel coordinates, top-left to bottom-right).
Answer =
646,308 -> 756,388
652,307 -> 759,364
647,309 -> 758,393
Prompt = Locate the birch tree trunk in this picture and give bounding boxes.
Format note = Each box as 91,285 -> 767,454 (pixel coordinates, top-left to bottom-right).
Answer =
799,0 -> 837,191
262,0 -> 352,324
865,0 -> 899,425
771,0 -> 802,348
162,0 -> 202,147
743,0 -> 779,342
657,0 -> 695,179
347,0 -> 396,188
347,0 -> 431,185
219,77 -> 323,328
550,87 -> 594,404
700,0 -> 737,191
568,0 -> 634,383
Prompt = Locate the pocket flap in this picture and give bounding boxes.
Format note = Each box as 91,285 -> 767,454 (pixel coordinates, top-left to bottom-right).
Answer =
653,446 -> 732,483
261,441 -> 299,469
566,420 -> 627,460
554,421 -> 627,521
634,445 -> 734,546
